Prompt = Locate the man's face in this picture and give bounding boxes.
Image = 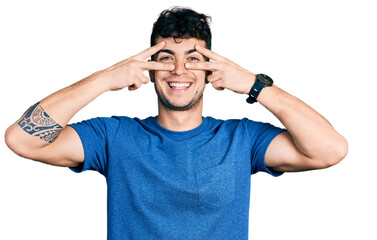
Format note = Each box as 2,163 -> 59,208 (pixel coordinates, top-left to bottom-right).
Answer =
151,37 -> 207,111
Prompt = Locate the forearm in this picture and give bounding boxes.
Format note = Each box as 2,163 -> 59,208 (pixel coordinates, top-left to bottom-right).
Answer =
258,85 -> 347,163
38,71 -> 106,126
5,71 -> 106,153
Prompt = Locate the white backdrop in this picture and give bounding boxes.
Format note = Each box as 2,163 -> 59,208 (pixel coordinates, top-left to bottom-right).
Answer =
1,0 -> 376,239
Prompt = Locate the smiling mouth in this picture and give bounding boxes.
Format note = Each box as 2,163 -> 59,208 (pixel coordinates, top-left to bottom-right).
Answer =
168,82 -> 192,89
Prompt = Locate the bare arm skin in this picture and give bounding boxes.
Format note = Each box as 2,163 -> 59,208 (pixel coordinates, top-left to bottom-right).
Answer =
186,44 -> 348,172
259,86 -> 348,172
5,41 -> 174,167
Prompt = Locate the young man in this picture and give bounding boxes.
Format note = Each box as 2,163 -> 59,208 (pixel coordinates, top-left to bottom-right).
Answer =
5,7 -> 347,240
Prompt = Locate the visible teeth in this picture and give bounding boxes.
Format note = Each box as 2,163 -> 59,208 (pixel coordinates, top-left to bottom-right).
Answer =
169,82 -> 190,89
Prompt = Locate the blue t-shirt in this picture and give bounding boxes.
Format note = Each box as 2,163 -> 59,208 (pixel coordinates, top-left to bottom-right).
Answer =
70,116 -> 285,240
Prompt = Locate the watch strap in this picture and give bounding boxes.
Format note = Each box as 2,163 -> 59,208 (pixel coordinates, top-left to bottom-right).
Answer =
246,77 -> 265,104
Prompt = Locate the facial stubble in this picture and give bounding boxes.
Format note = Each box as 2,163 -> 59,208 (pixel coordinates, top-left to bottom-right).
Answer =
154,82 -> 205,112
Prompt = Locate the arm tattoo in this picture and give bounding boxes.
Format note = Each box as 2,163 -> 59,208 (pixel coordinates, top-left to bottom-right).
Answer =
18,102 -> 63,143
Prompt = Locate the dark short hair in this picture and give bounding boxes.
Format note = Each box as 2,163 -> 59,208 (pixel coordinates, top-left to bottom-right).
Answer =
150,7 -> 212,60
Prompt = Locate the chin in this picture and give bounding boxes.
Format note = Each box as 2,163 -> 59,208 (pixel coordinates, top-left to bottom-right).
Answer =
158,96 -> 203,112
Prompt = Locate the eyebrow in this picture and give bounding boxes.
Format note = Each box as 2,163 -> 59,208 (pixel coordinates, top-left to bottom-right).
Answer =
157,49 -> 198,56
186,49 -> 197,55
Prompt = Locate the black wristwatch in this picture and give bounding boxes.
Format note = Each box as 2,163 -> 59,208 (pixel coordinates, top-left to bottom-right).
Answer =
246,74 -> 274,104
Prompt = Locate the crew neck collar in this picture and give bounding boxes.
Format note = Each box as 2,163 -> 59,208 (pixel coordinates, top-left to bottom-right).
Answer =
149,116 -> 208,140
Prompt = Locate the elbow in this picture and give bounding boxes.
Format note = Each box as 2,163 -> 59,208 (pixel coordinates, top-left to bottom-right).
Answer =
5,126 -> 17,153
5,125 -> 30,159
322,136 -> 348,168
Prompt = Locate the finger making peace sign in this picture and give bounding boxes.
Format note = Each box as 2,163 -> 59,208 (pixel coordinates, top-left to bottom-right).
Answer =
185,44 -> 256,94
100,41 -> 175,91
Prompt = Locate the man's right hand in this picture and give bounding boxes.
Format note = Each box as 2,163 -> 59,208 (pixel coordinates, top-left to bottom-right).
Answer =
98,41 -> 174,91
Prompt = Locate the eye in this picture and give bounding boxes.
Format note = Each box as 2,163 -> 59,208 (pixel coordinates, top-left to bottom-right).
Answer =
159,56 -> 173,62
188,56 -> 200,61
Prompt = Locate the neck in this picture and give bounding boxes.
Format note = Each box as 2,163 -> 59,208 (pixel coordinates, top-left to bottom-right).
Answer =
157,100 -> 203,132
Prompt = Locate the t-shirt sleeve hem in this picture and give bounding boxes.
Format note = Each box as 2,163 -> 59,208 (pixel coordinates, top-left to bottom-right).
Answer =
262,129 -> 287,177
67,124 -> 88,173
265,166 -> 284,177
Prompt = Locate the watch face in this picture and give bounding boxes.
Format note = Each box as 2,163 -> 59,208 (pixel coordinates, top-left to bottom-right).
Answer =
258,74 -> 273,86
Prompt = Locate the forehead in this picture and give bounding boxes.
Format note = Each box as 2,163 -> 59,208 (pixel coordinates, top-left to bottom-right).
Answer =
156,37 -> 206,53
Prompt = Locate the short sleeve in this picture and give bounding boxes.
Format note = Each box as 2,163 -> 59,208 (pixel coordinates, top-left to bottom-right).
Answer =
68,117 -> 120,176
243,118 -> 286,176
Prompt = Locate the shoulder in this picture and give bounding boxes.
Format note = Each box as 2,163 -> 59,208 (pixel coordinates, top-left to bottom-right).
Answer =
239,118 -> 285,137
202,117 -> 249,135
203,116 -> 241,126
205,117 -> 285,138
205,117 -> 265,130
69,116 -> 146,138
70,116 -> 124,129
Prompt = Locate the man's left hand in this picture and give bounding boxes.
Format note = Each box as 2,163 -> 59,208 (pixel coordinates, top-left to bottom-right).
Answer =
185,44 -> 256,94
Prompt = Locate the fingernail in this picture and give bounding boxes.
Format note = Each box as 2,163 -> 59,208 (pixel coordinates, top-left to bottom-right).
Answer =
185,63 -> 191,68
169,65 -> 175,70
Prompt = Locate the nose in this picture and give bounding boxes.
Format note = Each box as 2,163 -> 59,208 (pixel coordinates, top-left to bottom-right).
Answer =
172,60 -> 188,75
